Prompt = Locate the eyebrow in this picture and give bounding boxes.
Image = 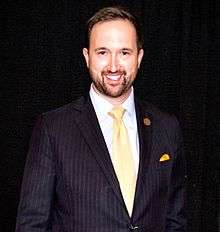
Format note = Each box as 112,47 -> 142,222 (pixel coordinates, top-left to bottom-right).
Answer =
121,48 -> 133,52
94,47 -> 134,52
94,47 -> 108,52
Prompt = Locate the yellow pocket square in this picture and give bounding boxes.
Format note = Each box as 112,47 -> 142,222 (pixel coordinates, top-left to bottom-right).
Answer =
159,153 -> 170,162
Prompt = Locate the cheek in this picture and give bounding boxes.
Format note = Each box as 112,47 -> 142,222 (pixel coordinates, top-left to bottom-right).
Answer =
121,60 -> 138,73
90,58 -> 109,71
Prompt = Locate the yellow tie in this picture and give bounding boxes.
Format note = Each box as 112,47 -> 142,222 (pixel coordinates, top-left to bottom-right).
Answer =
109,106 -> 136,216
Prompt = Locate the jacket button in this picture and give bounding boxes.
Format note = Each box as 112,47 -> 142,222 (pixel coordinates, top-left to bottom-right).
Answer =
129,224 -> 139,231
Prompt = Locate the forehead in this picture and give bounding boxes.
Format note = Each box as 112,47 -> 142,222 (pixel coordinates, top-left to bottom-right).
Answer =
89,19 -> 137,48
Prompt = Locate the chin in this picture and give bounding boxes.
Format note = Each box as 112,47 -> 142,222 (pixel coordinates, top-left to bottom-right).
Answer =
105,87 -> 130,98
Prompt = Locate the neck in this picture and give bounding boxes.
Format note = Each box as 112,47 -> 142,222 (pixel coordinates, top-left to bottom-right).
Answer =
92,85 -> 132,106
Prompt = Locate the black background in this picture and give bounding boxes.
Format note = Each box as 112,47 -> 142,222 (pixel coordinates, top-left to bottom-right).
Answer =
1,0 -> 219,231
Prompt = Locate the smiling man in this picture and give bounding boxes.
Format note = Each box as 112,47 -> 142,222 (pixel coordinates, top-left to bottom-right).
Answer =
83,19 -> 143,102
16,6 -> 186,232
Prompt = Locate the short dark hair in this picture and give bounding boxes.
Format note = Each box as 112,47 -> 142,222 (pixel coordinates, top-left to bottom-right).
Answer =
86,6 -> 144,50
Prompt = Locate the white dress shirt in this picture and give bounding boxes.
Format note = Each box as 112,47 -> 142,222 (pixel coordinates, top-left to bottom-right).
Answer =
89,85 -> 140,174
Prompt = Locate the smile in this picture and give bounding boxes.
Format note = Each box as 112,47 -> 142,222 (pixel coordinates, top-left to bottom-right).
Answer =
106,74 -> 122,81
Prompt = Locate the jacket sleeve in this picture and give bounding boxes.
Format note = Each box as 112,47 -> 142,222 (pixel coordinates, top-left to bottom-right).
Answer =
165,116 -> 187,232
15,116 -> 55,232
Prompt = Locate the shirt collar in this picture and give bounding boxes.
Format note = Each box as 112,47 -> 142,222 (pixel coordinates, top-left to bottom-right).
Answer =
89,84 -> 135,121
122,88 -> 135,118
89,85 -> 113,123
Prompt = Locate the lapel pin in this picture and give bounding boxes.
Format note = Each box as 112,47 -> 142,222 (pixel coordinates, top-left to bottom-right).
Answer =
143,117 -> 151,126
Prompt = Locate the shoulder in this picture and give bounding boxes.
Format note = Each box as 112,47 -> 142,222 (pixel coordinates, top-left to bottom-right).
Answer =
136,99 -> 179,123
43,96 -> 87,119
35,96 -> 89,129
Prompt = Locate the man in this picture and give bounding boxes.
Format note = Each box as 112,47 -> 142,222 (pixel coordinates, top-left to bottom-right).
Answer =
16,6 -> 186,232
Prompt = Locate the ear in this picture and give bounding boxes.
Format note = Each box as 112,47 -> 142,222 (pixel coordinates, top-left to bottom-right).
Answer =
83,48 -> 89,67
137,49 -> 144,68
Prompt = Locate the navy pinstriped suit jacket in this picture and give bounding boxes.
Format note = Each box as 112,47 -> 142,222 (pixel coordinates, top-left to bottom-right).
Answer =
15,96 -> 187,232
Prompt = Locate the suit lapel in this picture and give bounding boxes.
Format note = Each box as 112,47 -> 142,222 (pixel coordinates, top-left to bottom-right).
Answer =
133,99 -> 153,211
72,96 -> 154,217
73,97 -> 125,207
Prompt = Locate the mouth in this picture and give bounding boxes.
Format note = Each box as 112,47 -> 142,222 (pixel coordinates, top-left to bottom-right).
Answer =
102,70 -> 127,84
106,74 -> 122,81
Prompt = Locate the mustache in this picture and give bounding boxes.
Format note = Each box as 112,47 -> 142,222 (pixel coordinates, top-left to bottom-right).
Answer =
101,70 -> 127,76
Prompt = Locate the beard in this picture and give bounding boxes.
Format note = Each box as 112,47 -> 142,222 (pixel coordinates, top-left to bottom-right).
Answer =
90,69 -> 134,98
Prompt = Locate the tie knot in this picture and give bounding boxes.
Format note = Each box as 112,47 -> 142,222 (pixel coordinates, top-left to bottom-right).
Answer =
109,106 -> 125,121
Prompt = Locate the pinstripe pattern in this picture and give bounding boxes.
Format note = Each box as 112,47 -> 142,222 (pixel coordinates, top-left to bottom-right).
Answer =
15,96 -> 186,232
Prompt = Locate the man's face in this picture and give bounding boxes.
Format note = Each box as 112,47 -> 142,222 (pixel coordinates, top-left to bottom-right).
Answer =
83,19 -> 144,98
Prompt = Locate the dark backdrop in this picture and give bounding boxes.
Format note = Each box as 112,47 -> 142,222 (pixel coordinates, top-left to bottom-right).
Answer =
1,0 -> 218,231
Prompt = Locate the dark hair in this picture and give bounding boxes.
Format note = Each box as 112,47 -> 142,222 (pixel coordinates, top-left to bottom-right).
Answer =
86,6 -> 144,50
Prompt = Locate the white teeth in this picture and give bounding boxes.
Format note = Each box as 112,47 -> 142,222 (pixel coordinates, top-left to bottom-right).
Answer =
107,75 -> 120,81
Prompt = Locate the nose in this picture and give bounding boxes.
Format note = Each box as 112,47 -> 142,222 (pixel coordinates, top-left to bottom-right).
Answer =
109,54 -> 118,72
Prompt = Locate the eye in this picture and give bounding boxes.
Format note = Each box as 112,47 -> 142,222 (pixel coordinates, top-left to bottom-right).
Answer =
121,50 -> 130,56
97,50 -> 107,55
122,51 -> 128,55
